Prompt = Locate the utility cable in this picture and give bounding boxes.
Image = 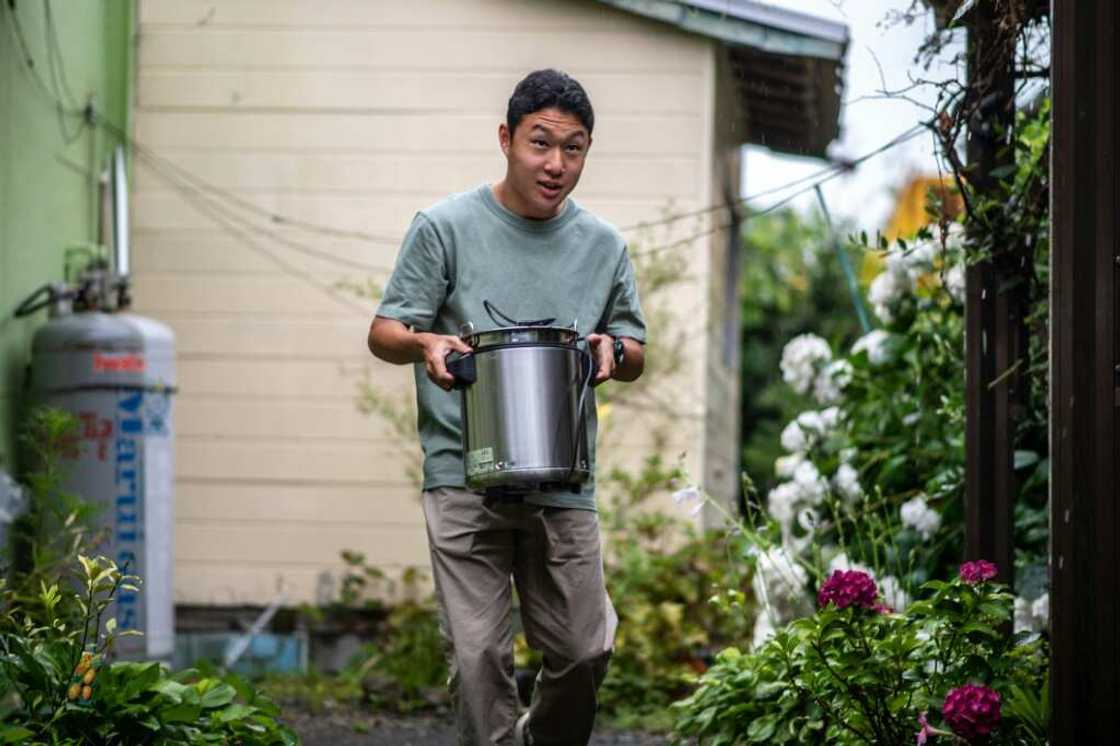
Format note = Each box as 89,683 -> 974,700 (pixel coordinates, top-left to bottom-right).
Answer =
93,113 -> 405,245
618,123 -> 927,234
631,124 -> 929,258
130,148 -> 386,278
2,0 -> 86,143
136,153 -> 373,317
86,104 -> 930,266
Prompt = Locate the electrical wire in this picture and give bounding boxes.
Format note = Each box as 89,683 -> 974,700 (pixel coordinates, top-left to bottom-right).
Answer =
133,153 -> 387,273
2,0 -> 86,143
630,124 -> 930,257
76,96 -> 930,283
620,123 -> 928,236
94,113 -> 405,246
134,152 -> 374,317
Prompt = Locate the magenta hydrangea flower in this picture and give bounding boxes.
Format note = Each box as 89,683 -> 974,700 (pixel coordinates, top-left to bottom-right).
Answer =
817,569 -> 878,610
959,560 -> 999,584
942,684 -> 1001,740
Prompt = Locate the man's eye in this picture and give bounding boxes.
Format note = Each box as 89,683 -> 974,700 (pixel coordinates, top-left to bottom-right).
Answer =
566,144 -> 584,153
531,139 -> 548,147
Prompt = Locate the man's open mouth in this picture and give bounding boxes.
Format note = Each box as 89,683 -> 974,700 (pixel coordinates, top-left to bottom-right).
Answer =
538,181 -> 563,197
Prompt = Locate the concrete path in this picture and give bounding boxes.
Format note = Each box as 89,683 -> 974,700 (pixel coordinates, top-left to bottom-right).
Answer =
287,709 -> 676,745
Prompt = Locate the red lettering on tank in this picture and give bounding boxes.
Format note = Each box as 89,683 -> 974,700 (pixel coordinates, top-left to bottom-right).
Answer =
92,352 -> 146,373
76,411 -> 115,462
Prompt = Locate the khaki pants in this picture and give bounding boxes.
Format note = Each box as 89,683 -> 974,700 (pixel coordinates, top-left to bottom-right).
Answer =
422,487 -> 617,746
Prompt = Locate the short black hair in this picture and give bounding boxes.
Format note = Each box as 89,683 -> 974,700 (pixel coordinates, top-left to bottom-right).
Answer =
506,69 -> 594,136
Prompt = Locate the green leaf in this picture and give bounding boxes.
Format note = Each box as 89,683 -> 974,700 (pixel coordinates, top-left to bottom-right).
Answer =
160,703 -> 202,723
0,726 -> 33,743
199,681 -> 237,709
216,703 -> 255,722
747,714 -> 778,742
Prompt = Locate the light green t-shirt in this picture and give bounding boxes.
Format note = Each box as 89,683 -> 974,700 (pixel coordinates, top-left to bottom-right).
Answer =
376,183 -> 646,511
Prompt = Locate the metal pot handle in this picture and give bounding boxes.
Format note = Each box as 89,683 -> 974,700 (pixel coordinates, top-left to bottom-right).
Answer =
445,351 -> 476,389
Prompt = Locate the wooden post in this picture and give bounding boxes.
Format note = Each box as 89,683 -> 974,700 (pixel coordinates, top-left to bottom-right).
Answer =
963,4 -> 1019,584
1050,0 -> 1119,740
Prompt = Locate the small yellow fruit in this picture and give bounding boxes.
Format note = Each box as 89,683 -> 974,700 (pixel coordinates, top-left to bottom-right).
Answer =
81,685 -> 92,700
67,683 -> 81,700
83,669 -> 96,685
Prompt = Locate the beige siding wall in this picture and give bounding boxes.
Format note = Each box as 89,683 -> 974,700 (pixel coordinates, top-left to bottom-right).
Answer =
133,0 -> 720,605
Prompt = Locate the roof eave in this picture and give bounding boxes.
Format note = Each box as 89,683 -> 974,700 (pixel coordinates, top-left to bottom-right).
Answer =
595,0 -> 849,158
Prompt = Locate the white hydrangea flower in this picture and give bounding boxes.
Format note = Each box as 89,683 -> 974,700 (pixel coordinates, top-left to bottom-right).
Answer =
775,453 -> 806,479
902,411 -> 922,426
907,239 -> 939,269
780,334 -> 832,395
826,551 -> 873,576
900,495 -> 941,540
752,546 -> 808,604
942,221 -> 966,253
813,359 -> 853,405
879,575 -> 910,611
944,263 -> 966,304
766,482 -> 799,528
1013,596 -> 1034,634
796,507 -> 821,532
868,266 -> 910,324
851,329 -> 894,365
832,462 -> 863,502
797,410 -> 824,432
1031,593 -> 1049,628
751,610 -> 777,649
1013,593 -> 1049,636
792,461 -> 829,505
780,419 -> 809,453
817,406 -> 842,432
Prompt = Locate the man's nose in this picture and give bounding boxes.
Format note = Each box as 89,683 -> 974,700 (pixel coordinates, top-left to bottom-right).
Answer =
544,148 -> 564,175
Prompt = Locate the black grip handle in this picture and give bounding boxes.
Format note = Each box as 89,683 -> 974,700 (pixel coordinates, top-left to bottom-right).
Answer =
445,352 -> 476,389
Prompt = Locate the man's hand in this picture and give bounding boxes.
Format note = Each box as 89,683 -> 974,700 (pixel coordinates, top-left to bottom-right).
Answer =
585,333 -> 615,386
367,317 -> 472,391
419,332 -> 473,391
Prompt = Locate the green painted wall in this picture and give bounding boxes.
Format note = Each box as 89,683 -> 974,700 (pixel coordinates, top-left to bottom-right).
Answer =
0,0 -> 132,472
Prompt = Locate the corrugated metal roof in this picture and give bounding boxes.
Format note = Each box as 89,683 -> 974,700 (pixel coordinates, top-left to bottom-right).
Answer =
595,0 -> 848,157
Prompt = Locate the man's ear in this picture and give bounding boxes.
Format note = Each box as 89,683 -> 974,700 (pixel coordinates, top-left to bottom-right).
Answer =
498,123 -> 511,156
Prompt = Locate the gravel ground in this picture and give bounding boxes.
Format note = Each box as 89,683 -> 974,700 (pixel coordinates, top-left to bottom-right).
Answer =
285,707 -> 676,746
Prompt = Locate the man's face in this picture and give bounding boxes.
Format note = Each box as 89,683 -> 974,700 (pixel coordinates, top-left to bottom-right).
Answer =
498,107 -> 591,219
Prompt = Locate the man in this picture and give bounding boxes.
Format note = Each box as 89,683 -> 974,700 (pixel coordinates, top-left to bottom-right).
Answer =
367,69 -> 646,746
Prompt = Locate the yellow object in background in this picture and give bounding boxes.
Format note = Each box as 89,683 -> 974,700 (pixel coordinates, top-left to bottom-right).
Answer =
864,176 -> 965,284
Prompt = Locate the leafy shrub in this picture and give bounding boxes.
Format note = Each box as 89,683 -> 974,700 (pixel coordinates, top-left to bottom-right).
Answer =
588,455 -> 754,730
0,555 -> 297,745
747,102 -> 1053,642
673,564 -> 1048,745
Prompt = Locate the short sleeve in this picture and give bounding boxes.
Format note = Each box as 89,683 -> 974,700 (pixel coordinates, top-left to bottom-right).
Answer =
376,214 -> 451,331
597,248 -> 646,343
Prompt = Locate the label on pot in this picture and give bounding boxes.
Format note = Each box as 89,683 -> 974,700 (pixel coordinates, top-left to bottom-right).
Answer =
467,447 -> 495,476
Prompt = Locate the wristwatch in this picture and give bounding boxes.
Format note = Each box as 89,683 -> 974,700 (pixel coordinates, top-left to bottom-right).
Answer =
612,338 -> 625,367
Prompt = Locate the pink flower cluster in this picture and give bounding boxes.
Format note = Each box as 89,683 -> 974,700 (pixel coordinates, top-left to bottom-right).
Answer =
959,560 -> 999,584
942,684 -> 1001,740
817,569 -> 878,610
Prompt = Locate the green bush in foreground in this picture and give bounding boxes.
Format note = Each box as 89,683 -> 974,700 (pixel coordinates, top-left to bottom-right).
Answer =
0,556 -> 298,745
672,562 -> 1048,745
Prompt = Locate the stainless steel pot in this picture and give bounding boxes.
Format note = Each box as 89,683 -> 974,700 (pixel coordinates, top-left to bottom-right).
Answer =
447,324 -> 593,495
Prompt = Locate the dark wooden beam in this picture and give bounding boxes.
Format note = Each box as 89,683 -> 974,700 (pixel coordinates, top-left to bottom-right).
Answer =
963,2 -> 1018,585
1050,0 -> 1119,741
